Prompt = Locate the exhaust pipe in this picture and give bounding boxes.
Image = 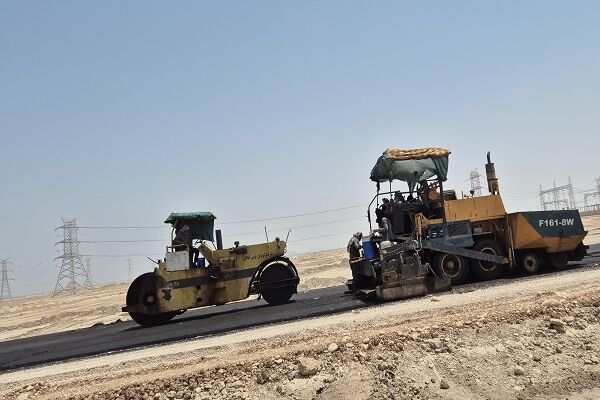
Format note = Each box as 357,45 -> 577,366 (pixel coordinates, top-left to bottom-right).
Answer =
216,229 -> 223,250
486,151 -> 500,195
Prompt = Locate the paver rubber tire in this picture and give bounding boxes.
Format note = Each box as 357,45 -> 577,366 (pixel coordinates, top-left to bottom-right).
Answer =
433,252 -> 469,285
549,252 -> 568,270
520,252 -> 541,275
470,239 -> 503,281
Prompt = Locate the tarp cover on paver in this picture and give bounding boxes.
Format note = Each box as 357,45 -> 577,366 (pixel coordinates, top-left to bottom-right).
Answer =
164,212 -> 216,241
370,148 -> 451,183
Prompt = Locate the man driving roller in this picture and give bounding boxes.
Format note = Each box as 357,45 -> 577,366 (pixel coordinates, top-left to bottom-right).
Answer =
172,225 -> 200,267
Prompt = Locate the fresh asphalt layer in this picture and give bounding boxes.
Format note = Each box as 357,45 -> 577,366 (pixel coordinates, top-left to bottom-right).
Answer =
1,243 -> 599,372
0,285 -> 368,372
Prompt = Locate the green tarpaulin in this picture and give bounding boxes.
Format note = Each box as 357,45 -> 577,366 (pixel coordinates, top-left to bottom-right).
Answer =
164,212 -> 216,241
370,148 -> 450,183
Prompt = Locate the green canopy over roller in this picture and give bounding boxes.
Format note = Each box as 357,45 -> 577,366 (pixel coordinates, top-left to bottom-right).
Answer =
164,212 -> 216,241
370,148 -> 451,183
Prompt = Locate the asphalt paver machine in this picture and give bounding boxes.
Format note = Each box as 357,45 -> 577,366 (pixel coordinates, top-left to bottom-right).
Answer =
350,148 -> 588,301
349,148 -> 453,300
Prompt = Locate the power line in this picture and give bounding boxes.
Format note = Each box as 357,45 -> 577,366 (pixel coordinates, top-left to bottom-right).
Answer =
80,253 -> 164,258
75,204 -> 367,229
220,204 -> 366,224
501,193 -> 540,200
78,239 -> 165,243
78,226 -> 165,229
288,231 -> 357,243
73,217 -> 364,242
504,186 -> 540,194
220,216 -> 364,236
48,208 -> 366,276
69,215 -> 365,244
83,233 -> 356,251
79,231 -> 361,256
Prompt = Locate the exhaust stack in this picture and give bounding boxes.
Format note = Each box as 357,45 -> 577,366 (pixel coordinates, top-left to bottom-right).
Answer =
215,229 -> 223,250
485,151 -> 500,195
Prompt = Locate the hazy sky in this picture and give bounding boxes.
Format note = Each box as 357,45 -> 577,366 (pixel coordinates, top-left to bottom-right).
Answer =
1,1 -> 599,296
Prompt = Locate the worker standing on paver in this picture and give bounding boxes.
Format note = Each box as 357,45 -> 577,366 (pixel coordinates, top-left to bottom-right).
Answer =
374,208 -> 393,241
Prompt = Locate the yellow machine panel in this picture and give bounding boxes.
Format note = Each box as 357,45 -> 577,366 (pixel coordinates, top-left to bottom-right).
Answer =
443,195 -> 507,223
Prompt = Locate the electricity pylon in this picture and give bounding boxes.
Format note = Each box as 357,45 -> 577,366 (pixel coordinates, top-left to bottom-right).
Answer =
53,218 -> 93,296
469,169 -> 483,197
0,259 -> 13,300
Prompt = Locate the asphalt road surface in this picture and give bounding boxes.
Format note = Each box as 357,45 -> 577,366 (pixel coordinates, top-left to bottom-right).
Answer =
2,243 -> 599,372
0,285 -> 369,371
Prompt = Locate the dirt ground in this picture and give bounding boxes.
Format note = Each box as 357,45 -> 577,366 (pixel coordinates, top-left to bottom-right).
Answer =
583,214 -> 600,246
1,215 -> 599,399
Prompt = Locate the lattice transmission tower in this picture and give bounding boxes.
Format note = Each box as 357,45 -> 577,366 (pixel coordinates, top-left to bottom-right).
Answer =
583,177 -> 600,209
0,259 -> 13,300
86,258 -> 93,282
469,169 -> 483,197
53,218 -> 93,296
584,192 -> 599,208
539,178 -> 576,211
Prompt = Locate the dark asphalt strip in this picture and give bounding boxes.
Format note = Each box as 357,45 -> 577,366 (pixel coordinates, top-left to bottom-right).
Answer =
0,286 -> 372,372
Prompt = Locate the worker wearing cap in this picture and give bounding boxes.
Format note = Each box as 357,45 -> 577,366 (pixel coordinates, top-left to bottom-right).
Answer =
173,225 -> 200,267
374,208 -> 393,242
347,232 -> 363,292
346,232 -> 363,261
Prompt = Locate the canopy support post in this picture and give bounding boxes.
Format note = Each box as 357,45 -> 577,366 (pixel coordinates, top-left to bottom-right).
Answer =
439,177 -> 448,239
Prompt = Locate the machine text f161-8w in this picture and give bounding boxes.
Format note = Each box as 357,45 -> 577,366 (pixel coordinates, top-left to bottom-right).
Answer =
538,218 -> 575,227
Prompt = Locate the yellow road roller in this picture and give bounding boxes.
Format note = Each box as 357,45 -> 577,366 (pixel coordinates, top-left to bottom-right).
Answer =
123,212 -> 300,326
